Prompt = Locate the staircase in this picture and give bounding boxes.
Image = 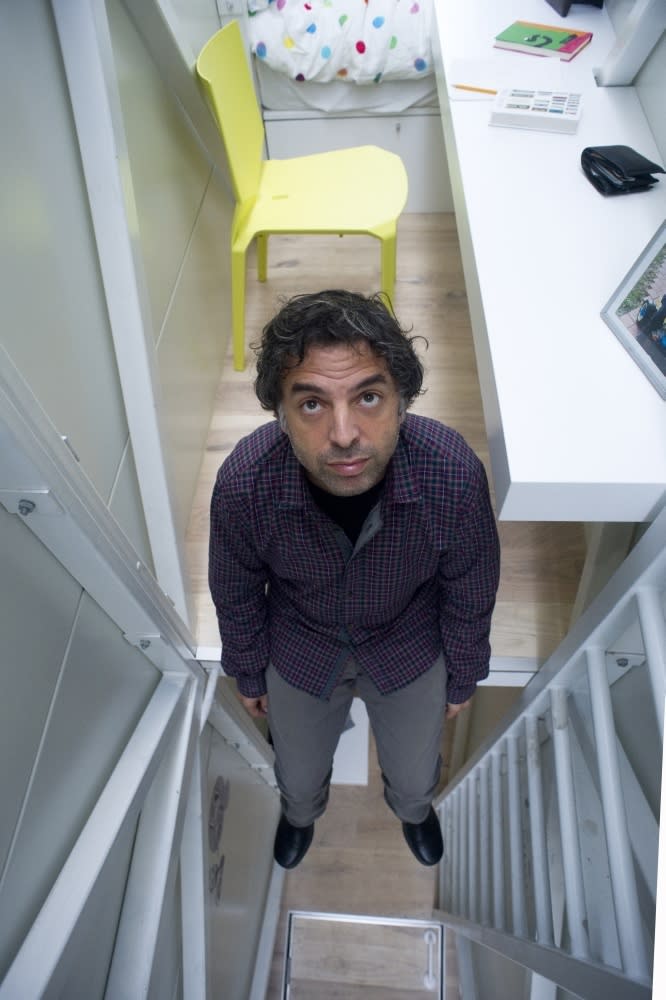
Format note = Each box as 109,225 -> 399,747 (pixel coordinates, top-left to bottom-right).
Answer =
1,325 -> 662,997
432,508 -> 666,1000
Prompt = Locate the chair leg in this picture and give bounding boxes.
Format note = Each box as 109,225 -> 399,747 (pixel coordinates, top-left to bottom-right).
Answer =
380,229 -> 397,305
231,247 -> 247,371
257,233 -> 268,282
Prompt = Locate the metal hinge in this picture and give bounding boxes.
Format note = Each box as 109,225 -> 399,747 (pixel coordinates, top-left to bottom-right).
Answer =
0,489 -> 64,517
123,633 -> 161,652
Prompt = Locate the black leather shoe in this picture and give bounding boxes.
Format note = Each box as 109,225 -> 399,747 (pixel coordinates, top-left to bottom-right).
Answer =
273,815 -> 315,869
402,807 -> 443,866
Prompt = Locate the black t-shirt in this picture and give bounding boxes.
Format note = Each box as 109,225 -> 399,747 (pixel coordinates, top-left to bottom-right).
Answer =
307,477 -> 385,545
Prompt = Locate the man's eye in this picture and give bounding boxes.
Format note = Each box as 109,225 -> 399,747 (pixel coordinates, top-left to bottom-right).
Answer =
302,399 -> 321,413
361,392 -> 380,406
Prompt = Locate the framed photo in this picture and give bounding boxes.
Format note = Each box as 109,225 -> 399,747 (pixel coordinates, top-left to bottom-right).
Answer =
601,220 -> 666,399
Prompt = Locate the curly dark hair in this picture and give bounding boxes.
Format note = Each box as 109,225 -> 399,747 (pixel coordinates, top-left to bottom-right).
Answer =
253,289 -> 426,412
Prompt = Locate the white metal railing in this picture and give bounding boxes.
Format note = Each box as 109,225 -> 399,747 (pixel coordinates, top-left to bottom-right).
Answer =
434,505 -> 666,1000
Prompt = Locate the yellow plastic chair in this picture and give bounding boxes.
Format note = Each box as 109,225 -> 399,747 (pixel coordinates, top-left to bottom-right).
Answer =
195,21 -> 408,370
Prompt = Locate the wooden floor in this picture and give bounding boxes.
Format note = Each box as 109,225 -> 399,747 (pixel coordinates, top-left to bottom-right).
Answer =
184,213 -> 586,997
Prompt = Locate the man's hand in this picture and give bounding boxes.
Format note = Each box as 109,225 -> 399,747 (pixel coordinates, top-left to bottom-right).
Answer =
239,693 -> 268,718
446,698 -> 472,721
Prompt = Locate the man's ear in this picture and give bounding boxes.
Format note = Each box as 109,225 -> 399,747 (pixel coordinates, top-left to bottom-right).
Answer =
398,399 -> 407,423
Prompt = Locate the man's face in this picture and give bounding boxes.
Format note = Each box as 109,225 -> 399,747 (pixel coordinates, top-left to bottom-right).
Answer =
279,340 -> 404,496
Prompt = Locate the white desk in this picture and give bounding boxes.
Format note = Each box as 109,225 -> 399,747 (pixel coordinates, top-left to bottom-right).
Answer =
433,0 -> 666,521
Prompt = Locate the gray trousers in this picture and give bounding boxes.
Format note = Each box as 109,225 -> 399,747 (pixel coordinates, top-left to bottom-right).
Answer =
266,654 -> 447,827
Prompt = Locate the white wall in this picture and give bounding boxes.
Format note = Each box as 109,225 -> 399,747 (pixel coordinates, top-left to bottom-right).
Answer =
466,936 -> 531,999
0,0 -> 237,602
606,0 -> 638,29
635,32 -> 666,163
0,0 -> 235,985
606,0 -> 666,162
0,0 -> 154,569
166,0 -> 223,61
0,502 -> 160,984
106,0 -> 235,571
203,724 -> 280,1000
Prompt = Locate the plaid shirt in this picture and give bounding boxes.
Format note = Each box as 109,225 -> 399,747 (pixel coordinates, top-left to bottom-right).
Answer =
209,414 -> 500,703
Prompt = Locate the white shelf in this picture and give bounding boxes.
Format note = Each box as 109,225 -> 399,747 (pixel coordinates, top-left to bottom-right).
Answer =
433,0 -> 666,522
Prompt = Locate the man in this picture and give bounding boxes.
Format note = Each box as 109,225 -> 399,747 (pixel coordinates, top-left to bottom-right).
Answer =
209,290 -> 500,870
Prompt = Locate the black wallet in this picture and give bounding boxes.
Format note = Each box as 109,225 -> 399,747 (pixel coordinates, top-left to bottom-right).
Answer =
546,0 -> 603,16
581,145 -> 665,195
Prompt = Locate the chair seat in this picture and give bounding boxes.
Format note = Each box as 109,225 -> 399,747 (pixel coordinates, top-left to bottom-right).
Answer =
237,145 -> 408,246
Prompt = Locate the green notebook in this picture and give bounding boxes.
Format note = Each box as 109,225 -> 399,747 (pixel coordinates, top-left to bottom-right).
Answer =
494,20 -> 593,61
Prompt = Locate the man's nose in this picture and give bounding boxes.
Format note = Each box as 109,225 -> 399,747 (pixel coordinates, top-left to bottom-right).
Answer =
329,405 -> 360,449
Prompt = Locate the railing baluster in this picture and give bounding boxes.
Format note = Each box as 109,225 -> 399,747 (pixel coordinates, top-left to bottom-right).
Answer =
437,802 -> 448,910
453,788 -> 462,916
550,687 -> 589,959
468,774 -> 478,922
525,714 -> 554,946
586,648 -> 650,979
637,587 -> 666,740
444,801 -> 454,911
460,780 -> 469,919
507,733 -> 527,936
479,760 -> 490,926
491,749 -> 505,931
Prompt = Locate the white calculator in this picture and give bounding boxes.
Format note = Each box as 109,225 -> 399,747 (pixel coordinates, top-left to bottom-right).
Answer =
490,89 -> 582,134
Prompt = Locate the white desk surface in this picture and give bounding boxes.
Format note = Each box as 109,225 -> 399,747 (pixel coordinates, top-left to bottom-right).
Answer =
433,0 -> 666,522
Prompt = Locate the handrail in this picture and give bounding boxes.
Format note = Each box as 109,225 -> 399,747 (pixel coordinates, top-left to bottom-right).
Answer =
432,911 -> 652,1000
433,503 -> 665,996
434,503 -> 666,803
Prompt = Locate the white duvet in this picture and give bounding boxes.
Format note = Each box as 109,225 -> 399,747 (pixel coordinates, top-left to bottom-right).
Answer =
247,0 -> 434,84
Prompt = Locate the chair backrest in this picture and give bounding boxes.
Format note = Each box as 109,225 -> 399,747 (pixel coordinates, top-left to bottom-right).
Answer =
196,21 -> 264,206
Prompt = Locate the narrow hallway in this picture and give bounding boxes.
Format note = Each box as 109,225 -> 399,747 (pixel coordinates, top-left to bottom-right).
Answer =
187,214 -> 585,663
185,213 -> 587,995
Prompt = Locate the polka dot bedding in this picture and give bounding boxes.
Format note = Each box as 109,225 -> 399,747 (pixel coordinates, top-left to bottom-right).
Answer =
247,0 -> 433,84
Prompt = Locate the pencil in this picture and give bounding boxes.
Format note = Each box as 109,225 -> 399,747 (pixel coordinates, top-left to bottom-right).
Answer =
452,84 -> 498,95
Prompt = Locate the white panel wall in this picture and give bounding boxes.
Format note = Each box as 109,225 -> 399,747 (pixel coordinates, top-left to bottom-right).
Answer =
606,0 -> 666,163
635,32 -> 666,164
612,664 -> 662,818
107,0 -> 234,549
150,865 -> 184,1000
164,0 -> 223,63
606,0 -> 639,29
0,0 -> 154,570
155,174 -> 236,539
467,936 -> 530,999
1,0 -> 237,618
0,1 -> 264,988
0,504 -> 82,881
0,3 -> 127,505
54,811 -> 141,999
109,438 -> 155,569
0,504 -> 160,980
204,727 -> 281,1000
107,0 -> 213,340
